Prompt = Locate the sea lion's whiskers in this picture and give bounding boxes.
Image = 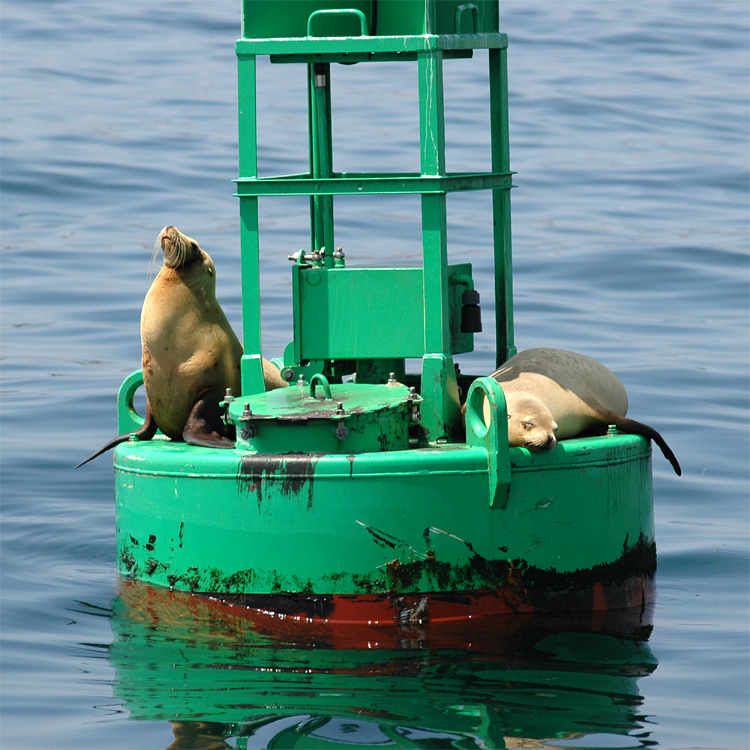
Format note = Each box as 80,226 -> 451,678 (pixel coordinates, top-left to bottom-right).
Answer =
148,232 -> 163,281
174,233 -> 187,267
522,432 -> 553,450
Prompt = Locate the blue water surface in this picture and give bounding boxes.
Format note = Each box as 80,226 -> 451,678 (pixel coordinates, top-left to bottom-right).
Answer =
1,1 -> 748,748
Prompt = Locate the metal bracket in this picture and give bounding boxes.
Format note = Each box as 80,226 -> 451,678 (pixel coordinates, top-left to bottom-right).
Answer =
464,376 -> 511,509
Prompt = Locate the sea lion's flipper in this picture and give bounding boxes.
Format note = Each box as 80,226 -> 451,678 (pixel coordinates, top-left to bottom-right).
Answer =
604,412 -> 682,476
182,389 -> 235,450
75,400 -> 158,468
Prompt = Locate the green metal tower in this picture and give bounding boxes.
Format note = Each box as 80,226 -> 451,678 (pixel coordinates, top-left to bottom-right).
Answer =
234,0 -> 515,443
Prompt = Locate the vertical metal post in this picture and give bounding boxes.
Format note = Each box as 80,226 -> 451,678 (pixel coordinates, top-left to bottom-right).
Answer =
489,46 -> 516,367
417,48 -> 461,441
237,53 -> 266,395
308,62 -> 335,266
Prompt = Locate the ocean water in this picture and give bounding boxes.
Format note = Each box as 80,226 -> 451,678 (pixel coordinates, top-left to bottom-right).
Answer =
1,1 -> 748,748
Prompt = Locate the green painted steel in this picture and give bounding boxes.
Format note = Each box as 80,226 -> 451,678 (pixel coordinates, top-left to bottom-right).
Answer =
113,431 -> 653,596
234,5 -> 515,401
240,0 -> 499,41
308,61 -> 335,257
110,0 -> 657,612
241,0 -> 374,40
291,264 -> 475,361
114,365 -> 654,599
227,379 -> 419,454
236,50 -> 265,397
115,365 -> 654,600
233,171 -> 514,196
234,33 -> 507,59
464,376 -> 511,508
489,46 -> 516,364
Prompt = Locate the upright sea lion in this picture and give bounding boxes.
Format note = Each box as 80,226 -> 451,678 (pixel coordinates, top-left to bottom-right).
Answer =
482,347 -> 681,475
76,226 -> 286,468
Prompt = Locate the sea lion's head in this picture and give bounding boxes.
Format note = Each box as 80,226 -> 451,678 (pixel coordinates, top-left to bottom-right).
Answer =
505,393 -> 558,452
158,226 -> 203,269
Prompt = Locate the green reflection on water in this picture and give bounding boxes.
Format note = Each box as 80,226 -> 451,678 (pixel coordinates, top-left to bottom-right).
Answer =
108,582 -> 657,749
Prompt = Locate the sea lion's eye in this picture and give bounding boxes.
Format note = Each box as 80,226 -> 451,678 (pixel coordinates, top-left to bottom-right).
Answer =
191,242 -> 199,251
521,420 -> 534,430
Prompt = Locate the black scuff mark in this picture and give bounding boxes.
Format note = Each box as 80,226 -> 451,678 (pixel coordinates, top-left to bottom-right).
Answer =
381,533 -> 656,604
166,566 -> 202,592
120,546 -> 136,572
424,526 -> 477,555
291,576 -> 315,594
377,431 -> 389,452
221,568 -> 255,592
155,534 -> 655,620
126,536 -> 655,619
386,555 -> 453,591
270,571 -> 284,594
351,573 -> 384,594
362,526 -> 397,549
356,521 -> 424,557
237,453 -> 322,510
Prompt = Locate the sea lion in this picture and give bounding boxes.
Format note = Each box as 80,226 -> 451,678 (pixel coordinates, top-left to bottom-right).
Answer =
483,347 -> 681,475
76,226 -> 286,468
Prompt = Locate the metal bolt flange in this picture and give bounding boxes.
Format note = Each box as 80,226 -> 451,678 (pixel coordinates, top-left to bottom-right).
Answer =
334,423 -> 349,440
241,424 -> 257,440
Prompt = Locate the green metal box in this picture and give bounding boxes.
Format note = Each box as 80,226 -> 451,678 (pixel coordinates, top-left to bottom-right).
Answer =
292,263 -> 475,361
241,1 -> 374,39
240,1 -> 499,41
376,0 -> 499,35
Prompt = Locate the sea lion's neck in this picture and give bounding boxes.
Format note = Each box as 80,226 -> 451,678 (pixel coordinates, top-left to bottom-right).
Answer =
156,261 -> 215,302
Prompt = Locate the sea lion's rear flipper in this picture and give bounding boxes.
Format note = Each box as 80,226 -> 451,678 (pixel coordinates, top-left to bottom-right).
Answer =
182,389 -> 235,450
75,400 -> 158,468
608,413 -> 682,476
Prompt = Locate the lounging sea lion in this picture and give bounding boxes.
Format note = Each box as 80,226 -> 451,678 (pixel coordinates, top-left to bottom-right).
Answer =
76,226 -> 286,468
483,347 -> 681,475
